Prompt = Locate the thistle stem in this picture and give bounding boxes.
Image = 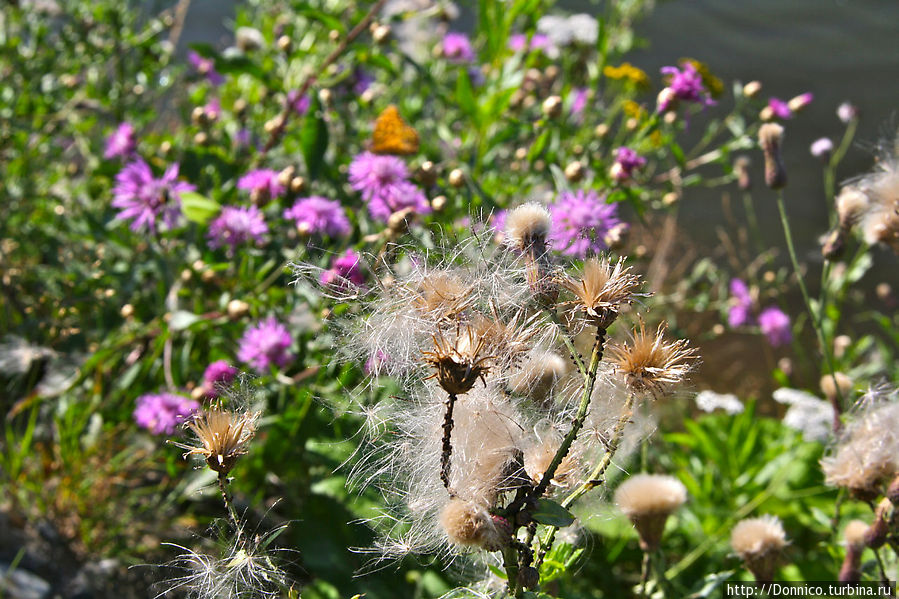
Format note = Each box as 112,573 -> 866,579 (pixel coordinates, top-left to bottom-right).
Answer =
536,391 -> 637,567
639,551 -> 651,597
775,191 -> 841,430
218,471 -> 242,541
502,545 -> 522,598
440,392 -> 458,491
530,328 -> 605,502
543,307 -> 587,377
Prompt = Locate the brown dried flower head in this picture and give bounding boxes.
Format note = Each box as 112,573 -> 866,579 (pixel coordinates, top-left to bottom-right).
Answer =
173,404 -> 260,474
608,320 -> 697,396
730,515 -> 788,581
504,203 -> 551,253
469,308 -> 538,370
439,497 -> 510,551
413,272 -> 473,322
523,439 -> 579,490
759,123 -> 787,189
615,473 -> 687,551
560,257 -> 641,330
422,327 -> 492,395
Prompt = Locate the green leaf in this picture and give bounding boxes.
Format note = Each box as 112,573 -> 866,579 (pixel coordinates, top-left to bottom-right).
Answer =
169,310 -> 202,331
531,498 -> 575,527
180,191 -> 220,224
301,95 -> 329,180
456,69 -> 477,121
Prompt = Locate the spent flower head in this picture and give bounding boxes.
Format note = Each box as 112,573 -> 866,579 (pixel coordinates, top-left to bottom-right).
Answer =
171,403 -> 260,474
559,256 -> 641,329
615,473 -> 687,551
422,326 -> 493,395
608,320 -> 697,396
730,515 -> 789,582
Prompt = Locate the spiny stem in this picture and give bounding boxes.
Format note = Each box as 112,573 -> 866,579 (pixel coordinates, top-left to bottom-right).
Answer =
530,327 -> 605,501
775,191 -> 841,431
536,391 -> 637,567
218,471 -> 242,541
440,392 -> 457,491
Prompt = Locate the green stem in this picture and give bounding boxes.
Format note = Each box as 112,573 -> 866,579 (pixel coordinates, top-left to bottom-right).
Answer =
530,330 -> 604,501
536,391 -> 637,566
544,307 -> 587,377
502,545 -> 522,598
218,471 -> 242,541
775,191 -> 840,427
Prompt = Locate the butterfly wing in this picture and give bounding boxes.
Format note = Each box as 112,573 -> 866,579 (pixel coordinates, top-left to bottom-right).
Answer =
371,105 -> 420,155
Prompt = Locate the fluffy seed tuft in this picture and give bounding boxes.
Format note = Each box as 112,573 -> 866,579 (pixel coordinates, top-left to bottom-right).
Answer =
608,320 -> 697,396
615,473 -> 687,551
730,515 -> 788,581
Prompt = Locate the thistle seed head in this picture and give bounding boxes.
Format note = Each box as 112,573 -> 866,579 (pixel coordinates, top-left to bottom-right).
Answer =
559,256 -> 642,329
608,320 -> 697,397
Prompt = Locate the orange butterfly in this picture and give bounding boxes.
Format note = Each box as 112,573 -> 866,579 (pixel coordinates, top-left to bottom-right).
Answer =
370,105 -> 419,155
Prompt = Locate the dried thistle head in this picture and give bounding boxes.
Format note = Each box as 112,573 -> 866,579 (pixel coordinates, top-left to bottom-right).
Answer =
615,473 -> 687,551
730,515 -> 789,582
508,349 -> 570,404
759,123 -> 787,189
439,497 -> 510,552
504,203 -> 551,253
468,307 -> 539,371
559,257 -> 641,330
608,320 -> 697,396
422,327 -> 492,395
172,404 -> 260,474
414,272 -> 473,322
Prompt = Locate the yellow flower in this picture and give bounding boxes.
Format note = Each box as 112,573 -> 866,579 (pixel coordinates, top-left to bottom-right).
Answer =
622,100 -> 646,120
603,62 -> 651,89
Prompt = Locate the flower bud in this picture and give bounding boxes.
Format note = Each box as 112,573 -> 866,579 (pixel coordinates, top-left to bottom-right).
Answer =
430,195 -> 447,211
277,35 -> 292,53
417,161 -> 438,187
448,168 -> 465,188
787,93 -> 813,114
277,166 -> 295,188
594,123 -> 609,138
541,95 -> 563,118
227,299 -> 250,319
564,161 -> 584,182
120,304 -> 135,319
290,176 -> 307,194
758,123 -> 787,189
743,81 -> 762,98
372,24 -> 391,44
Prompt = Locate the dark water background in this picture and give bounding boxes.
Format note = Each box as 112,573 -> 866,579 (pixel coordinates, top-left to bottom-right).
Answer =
176,0 -> 899,395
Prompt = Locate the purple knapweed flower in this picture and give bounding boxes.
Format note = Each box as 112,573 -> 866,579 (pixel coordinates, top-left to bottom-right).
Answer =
104,122 -> 136,160
237,169 -> 284,202
442,32 -> 474,62
767,97 -> 792,120
287,90 -> 311,115
283,196 -> 352,236
509,33 -> 554,54
759,306 -> 792,347
348,152 -> 431,223
727,278 -> 755,328
657,62 -> 714,113
320,249 -> 366,289
187,50 -> 224,86
810,137 -> 833,159
837,102 -> 858,124
112,159 -> 194,234
610,147 -> 646,183
548,189 -> 624,257
207,205 -> 269,255
203,360 -> 238,398
203,97 -> 222,120
237,316 -> 294,373
570,87 -> 589,117
134,392 -> 199,435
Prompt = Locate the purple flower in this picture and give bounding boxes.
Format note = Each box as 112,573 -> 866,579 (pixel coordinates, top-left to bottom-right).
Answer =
237,169 -> 284,201
320,249 -> 366,289
237,316 -> 294,373
570,87 -> 589,117
203,97 -> 222,120
548,189 -> 623,257
203,360 -> 238,387
134,392 -> 199,435
509,33 -> 554,54
788,92 -> 813,113
610,147 -> 646,182
837,102 -> 858,124
727,278 -> 755,328
509,34 -> 529,52
348,152 -> 431,223
658,62 -> 714,112
442,32 -> 474,62
283,196 -> 352,236
207,205 -> 269,255
235,128 -> 252,148
104,122 -> 136,159
187,50 -> 224,86
352,69 -> 374,95
287,90 -> 311,115
767,97 -> 792,120
810,137 -> 833,159
759,306 -> 792,347
112,159 -> 194,234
